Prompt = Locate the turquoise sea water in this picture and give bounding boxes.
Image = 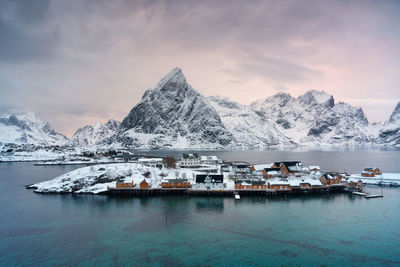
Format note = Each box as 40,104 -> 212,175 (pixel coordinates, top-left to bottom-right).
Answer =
1,151 -> 400,266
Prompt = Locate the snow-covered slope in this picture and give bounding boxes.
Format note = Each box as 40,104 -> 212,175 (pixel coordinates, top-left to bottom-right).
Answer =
208,96 -> 293,147
71,119 -> 120,146
251,90 -> 371,145
378,102 -> 400,145
101,68 -> 400,148
29,163 -> 197,194
106,68 -> 234,149
0,112 -> 68,146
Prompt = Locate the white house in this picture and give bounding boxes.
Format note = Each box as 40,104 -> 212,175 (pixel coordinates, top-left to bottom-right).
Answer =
200,155 -> 219,165
192,174 -> 225,190
232,162 -> 251,174
138,158 -> 164,168
179,153 -> 201,168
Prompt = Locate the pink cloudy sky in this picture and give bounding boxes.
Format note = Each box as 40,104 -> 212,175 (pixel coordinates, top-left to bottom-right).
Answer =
1,0 -> 400,136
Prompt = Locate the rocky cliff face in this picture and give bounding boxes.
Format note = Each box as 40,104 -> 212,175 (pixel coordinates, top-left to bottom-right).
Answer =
251,90 -> 371,145
0,112 -> 68,146
4,69 -> 399,149
51,68 -> 398,149
378,102 -> 400,145
71,119 -> 120,146
102,69 -> 400,148
208,96 -> 293,147
108,68 -> 234,148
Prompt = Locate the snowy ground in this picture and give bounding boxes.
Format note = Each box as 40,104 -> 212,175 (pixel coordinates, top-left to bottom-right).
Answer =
0,146 -> 129,164
33,158 -> 127,165
29,163 -> 198,194
269,177 -> 323,186
346,173 -> 400,186
0,149 -> 70,162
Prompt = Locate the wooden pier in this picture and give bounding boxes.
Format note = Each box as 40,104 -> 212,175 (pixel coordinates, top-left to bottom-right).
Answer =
364,194 -> 383,199
106,184 -> 346,197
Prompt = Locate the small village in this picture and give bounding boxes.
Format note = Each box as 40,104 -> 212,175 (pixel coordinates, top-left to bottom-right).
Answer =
106,153 -> 378,198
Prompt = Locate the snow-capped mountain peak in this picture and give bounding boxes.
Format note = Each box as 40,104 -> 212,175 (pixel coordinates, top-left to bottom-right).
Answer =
109,68 -> 234,149
71,120 -> 120,147
154,67 -> 187,91
208,96 -> 292,147
249,90 -> 370,144
297,90 -> 334,107
0,111 -> 68,146
378,101 -> 400,145
388,102 -> 400,124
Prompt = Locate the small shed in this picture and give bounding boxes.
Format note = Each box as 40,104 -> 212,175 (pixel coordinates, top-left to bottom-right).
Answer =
140,179 -> 149,189
300,182 -> 312,189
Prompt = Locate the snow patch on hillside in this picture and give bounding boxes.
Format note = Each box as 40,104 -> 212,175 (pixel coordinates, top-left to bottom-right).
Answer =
0,112 -> 68,146
29,163 -> 198,194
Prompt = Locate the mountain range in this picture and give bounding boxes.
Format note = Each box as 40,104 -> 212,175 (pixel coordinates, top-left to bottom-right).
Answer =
0,112 -> 68,146
1,68 -> 399,148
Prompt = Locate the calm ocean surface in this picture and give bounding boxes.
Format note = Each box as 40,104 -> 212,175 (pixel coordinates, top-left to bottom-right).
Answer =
1,150 -> 400,266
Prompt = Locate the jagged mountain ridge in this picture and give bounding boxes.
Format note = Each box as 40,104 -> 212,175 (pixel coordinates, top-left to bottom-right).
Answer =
0,112 -> 68,146
70,119 -> 120,146
378,102 -> 400,145
250,90 -> 372,145
102,68 -> 399,148
3,68 -> 399,148
106,68 -> 234,148
207,96 -> 293,147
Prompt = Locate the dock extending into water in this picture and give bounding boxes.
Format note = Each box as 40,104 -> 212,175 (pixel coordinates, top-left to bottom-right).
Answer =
352,191 -> 384,199
106,184 -> 346,197
364,194 -> 383,199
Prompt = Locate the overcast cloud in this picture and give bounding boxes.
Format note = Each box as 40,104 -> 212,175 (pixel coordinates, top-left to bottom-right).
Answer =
1,0 -> 400,136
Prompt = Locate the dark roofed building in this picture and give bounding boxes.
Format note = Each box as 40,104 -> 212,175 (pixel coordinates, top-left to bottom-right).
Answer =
182,153 -> 199,159
196,174 -> 223,184
272,161 -> 302,174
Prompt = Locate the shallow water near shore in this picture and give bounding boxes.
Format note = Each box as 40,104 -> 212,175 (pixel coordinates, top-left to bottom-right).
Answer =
1,150 -> 400,266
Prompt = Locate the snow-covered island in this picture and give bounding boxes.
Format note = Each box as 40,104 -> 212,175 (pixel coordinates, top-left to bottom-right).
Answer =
28,156 -> 397,196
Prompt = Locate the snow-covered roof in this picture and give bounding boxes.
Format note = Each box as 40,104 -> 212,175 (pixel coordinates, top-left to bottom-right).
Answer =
138,158 -> 163,163
269,181 -> 290,185
182,153 -> 199,159
288,165 -> 302,172
200,155 -> 218,161
252,164 -> 272,171
364,166 -> 379,170
269,177 -> 323,186
265,170 -> 280,175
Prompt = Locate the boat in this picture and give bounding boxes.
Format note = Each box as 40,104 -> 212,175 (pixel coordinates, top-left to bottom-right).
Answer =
234,194 -> 240,200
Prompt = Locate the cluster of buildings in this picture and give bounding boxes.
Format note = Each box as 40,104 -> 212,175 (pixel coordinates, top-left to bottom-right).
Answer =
179,153 -> 220,167
361,167 -> 382,177
109,154 -> 354,195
